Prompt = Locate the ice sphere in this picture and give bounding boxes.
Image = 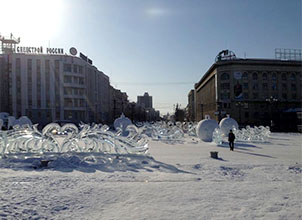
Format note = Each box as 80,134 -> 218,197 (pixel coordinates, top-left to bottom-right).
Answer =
219,115 -> 239,136
196,115 -> 219,142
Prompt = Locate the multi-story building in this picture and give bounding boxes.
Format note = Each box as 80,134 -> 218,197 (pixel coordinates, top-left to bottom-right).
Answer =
0,35 -> 122,126
187,89 -> 195,122
109,86 -> 129,122
193,50 -> 302,131
137,92 -> 152,109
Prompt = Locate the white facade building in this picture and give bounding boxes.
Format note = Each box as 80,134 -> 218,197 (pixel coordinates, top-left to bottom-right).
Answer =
0,52 -> 110,126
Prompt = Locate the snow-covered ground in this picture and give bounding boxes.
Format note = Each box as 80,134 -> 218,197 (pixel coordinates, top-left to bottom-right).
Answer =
0,132 -> 301,219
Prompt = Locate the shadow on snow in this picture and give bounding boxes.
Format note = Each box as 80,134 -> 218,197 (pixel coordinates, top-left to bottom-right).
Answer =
0,152 -> 190,174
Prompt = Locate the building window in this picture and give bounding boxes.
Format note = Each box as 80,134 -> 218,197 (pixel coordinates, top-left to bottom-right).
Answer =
64,87 -> 72,95
221,73 -> 229,80
282,83 -> 287,91
292,93 -> 297,100
291,84 -> 296,91
36,59 -> 41,70
27,59 -> 32,71
37,100 -> 41,108
221,93 -> 230,100
252,83 -> 258,90
272,82 -> 277,90
79,78 -> 84,85
80,99 -> 85,107
254,112 -> 259,118
64,63 -> 72,72
253,93 -> 258,99
245,112 -> 249,118
221,83 -> 230,90
73,64 -> 78,73
262,72 -> 268,80
56,111 -> 60,119
272,73 -> 277,81
243,72 -> 248,80
262,83 -> 268,90
281,73 -> 287,81
252,72 -> 258,80
223,103 -> 229,108
290,73 -> 296,81
64,76 -> 72,83
243,83 -> 249,90
282,93 -> 287,100
64,98 -> 73,107
243,93 -> 249,99
78,65 -> 83,74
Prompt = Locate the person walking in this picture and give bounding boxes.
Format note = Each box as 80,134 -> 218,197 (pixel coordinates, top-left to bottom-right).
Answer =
228,130 -> 235,151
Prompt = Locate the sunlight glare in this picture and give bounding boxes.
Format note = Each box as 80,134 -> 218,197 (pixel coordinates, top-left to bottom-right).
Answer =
0,0 -> 64,45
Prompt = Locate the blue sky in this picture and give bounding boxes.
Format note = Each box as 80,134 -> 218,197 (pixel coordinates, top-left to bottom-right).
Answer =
0,0 -> 301,114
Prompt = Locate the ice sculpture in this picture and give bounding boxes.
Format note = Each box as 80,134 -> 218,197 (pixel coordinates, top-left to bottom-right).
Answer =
148,121 -> 184,141
219,115 -> 238,136
232,125 -> 270,142
114,113 -> 132,136
0,122 -> 148,156
181,122 -> 197,137
196,115 -> 219,142
0,112 -> 9,120
7,116 -> 32,129
212,128 -> 223,145
0,119 -> 3,130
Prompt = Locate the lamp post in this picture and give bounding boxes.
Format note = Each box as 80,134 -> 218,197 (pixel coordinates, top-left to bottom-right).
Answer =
265,96 -> 278,129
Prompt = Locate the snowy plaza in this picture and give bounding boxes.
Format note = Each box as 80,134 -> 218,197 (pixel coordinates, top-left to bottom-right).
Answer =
0,128 -> 301,219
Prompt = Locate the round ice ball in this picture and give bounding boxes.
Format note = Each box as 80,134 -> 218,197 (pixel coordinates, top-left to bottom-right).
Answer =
196,116 -> 219,142
219,115 -> 238,136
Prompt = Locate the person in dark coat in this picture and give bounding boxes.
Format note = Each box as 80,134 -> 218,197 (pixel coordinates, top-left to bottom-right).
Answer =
228,130 -> 235,151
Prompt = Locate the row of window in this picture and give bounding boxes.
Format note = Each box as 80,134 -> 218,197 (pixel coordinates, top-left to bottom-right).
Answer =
221,82 -> 298,91
64,87 -> 85,96
63,75 -> 85,85
220,92 -> 297,100
64,98 -> 86,107
63,63 -> 84,74
221,72 -> 301,81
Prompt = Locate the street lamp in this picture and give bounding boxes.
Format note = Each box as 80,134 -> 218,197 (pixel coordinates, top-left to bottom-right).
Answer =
265,96 -> 278,129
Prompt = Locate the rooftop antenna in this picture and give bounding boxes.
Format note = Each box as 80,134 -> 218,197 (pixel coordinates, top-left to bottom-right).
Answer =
0,33 -> 20,54
244,52 -> 246,59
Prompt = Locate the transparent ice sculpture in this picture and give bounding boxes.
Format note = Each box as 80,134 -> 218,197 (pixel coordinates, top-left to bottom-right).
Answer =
114,113 -> 132,136
212,128 -> 223,145
149,121 -> 184,141
0,122 -> 149,156
232,125 -> 270,143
